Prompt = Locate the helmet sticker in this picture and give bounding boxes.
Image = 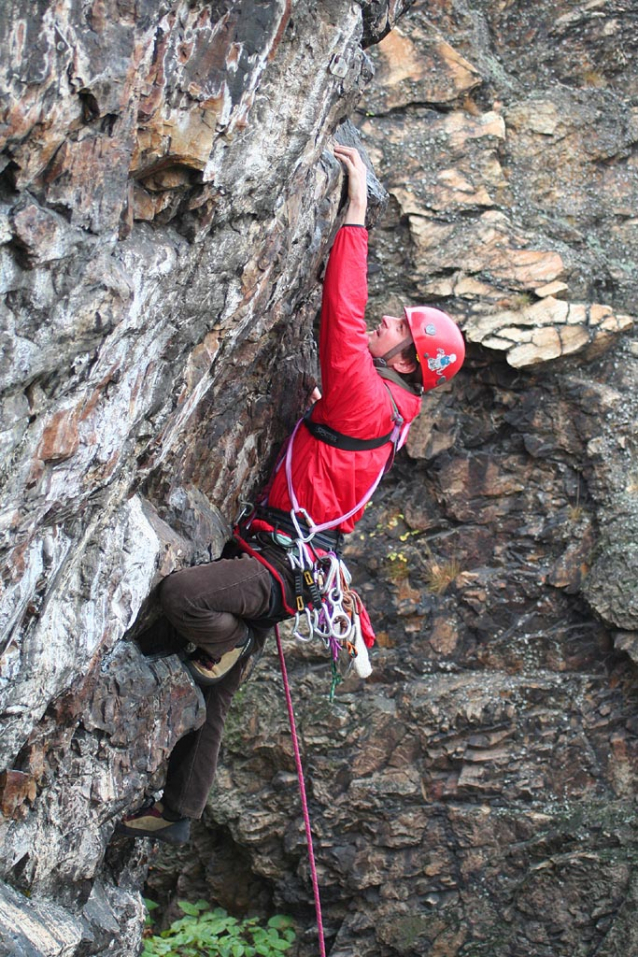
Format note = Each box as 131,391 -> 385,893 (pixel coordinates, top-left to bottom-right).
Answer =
426,348 -> 457,378
425,324 -> 437,336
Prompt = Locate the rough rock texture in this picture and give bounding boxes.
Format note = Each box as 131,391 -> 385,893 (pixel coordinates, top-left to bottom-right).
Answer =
0,1 -> 411,953
149,3 -> 638,957
2,1 -> 638,956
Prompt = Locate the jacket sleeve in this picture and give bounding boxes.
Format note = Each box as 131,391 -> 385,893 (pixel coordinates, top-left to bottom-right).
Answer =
317,226 -> 392,436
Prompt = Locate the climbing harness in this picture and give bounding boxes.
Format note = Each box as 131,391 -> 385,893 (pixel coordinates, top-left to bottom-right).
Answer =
238,386 -> 408,694
283,393 -> 402,665
302,406 -> 398,450
238,511 -> 370,697
275,623 -> 327,957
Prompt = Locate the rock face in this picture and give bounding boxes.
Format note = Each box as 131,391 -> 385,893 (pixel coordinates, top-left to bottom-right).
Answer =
151,4 -> 638,957
0,1 -> 410,953
1,1 -> 638,956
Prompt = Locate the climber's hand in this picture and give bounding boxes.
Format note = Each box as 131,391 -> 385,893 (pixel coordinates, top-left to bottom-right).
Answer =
333,144 -> 367,225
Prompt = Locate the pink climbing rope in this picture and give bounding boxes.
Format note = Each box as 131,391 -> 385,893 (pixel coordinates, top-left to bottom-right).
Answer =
275,624 -> 327,957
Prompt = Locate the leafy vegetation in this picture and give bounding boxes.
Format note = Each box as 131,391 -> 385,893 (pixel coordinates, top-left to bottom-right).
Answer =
142,899 -> 296,957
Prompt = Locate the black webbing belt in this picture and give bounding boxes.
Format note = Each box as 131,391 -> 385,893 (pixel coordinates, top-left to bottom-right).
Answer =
302,408 -> 395,450
302,380 -> 404,451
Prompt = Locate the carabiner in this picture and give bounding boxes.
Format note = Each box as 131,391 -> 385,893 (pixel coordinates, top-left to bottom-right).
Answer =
330,613 -> 354,640
293,606 -> 317,643
314,607 -> 333,640
290,508 -> 318,544
235,499 -> 254,526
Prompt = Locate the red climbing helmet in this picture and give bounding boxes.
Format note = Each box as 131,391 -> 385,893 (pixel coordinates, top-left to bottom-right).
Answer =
404,306 -> 465,392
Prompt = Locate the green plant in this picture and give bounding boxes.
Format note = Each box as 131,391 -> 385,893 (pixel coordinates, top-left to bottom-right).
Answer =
142,899 -> 296,957
387,549 -> 411,581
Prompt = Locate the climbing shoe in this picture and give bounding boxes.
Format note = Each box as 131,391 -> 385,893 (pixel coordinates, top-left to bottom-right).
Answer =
184,632 -> 255,687
116,800 -> 190,845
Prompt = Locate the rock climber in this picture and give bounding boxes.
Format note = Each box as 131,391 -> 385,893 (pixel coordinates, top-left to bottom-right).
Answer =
117,144 -> 465,844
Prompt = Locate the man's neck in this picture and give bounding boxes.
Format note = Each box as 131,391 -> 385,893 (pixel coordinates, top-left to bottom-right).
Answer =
374,364 -> 422,397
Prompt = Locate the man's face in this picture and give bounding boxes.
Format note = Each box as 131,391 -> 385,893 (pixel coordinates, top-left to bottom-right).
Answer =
368,314 -> 412,360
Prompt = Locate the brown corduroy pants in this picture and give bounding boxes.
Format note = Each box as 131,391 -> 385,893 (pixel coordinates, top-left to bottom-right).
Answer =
154,545 -> 294,819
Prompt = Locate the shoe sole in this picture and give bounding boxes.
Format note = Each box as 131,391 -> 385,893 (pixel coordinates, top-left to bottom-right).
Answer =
184,635 -> 254,687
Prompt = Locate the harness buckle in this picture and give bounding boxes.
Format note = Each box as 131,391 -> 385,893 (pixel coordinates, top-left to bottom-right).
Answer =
273,531 -> 294,549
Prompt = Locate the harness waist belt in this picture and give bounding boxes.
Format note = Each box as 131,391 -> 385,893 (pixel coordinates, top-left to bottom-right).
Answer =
254,506 -> 345,553
303,409 -> 394,451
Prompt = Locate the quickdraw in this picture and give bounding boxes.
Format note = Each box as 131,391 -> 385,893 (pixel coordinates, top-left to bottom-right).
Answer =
284,535 -> 371,695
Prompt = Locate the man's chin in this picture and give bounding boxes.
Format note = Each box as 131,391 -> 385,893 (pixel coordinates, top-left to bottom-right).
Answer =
367,334 -> 380,356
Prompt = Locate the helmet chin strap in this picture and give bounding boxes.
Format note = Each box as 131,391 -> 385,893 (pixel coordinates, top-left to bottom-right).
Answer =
377,335 -> 414,366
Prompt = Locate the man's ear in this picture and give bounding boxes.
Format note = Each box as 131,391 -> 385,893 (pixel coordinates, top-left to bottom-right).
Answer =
389,354 -> 417,375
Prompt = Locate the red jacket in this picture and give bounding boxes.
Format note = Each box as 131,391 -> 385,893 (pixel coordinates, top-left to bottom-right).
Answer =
267,226 -> 422,532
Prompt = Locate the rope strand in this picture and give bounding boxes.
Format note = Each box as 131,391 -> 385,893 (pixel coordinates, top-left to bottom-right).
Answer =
275,624 -> 327,957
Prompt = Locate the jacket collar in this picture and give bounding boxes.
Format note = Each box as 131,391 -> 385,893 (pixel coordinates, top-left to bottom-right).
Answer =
375,364 -> 423,398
